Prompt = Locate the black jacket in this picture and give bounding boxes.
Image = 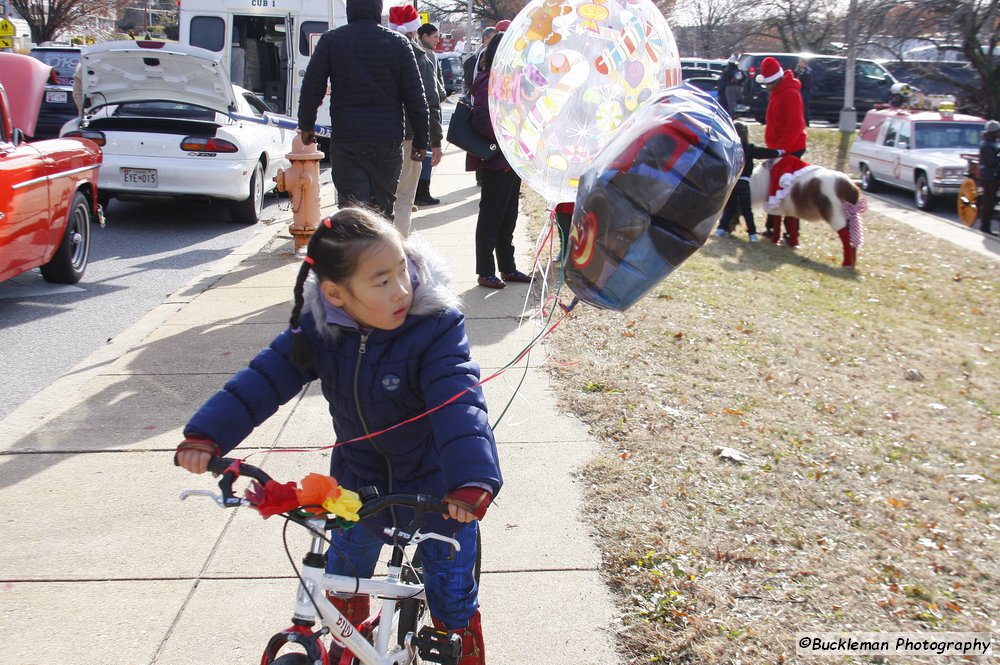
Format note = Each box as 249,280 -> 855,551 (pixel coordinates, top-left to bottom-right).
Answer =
297,0 -> 429,150
980,137 -> 1000,181
740,141 -> 781,179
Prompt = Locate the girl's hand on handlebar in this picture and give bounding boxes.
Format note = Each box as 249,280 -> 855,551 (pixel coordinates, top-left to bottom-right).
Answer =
444,487 -> 492,522
175,435 -> 220,474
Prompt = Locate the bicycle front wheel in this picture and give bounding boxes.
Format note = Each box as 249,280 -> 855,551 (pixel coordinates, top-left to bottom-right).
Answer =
270,654 -> 311,665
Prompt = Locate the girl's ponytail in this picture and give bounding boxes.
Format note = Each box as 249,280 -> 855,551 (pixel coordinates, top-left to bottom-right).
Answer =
289,257 -> 315,369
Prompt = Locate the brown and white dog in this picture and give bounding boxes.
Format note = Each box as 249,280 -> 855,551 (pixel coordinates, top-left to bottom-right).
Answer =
750,157 -> 866,267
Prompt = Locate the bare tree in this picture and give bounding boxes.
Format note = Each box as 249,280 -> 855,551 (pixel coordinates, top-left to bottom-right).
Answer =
12,0 -> 130,43
670,0 -> 759,57
747,0 -> 842,52
876,0 -> 1000,117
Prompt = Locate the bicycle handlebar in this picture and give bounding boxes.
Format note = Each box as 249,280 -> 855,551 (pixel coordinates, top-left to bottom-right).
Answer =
194,457 -> 449,521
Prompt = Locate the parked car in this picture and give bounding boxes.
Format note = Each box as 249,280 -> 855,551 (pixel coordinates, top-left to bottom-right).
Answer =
26,43 -> 82,140
738,52 -> 897,124
878,60 -> 979,115
847,107 -> 985,210
61,40 -> 293,224
679,57 -> 726,74
436,52 -> 464,96
684,76 -> 719,101
0,53 -> 102,284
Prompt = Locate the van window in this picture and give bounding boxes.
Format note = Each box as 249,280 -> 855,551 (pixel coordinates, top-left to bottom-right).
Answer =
299,21 -> 328,56
190,16 -> 225,52
857,61 -> 889,81
883,120 -> 898,147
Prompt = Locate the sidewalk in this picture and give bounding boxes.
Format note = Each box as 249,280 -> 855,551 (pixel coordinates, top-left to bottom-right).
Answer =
2,142 -> 994,665
0,145 -> 619,664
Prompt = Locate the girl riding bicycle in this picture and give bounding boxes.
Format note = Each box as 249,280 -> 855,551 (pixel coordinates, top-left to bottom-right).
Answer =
175,207 -> 502,665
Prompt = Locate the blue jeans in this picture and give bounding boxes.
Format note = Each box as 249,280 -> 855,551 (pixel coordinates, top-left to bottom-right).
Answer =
325,520 -> 481,629
329,140 -> 403,219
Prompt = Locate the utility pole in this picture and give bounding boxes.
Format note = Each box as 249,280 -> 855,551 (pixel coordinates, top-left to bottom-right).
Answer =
836,0 -> 858,171
466,0 -> 474,56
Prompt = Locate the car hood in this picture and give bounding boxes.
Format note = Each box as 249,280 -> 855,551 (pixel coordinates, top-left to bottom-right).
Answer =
79,41 -> 237,115
914,149 -> 973,166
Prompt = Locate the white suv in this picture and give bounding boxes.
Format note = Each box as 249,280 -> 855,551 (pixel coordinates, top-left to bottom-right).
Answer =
848,108 -> 985,210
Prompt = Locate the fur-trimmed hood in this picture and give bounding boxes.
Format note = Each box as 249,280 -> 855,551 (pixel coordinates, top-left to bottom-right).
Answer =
301,234 -> 461,344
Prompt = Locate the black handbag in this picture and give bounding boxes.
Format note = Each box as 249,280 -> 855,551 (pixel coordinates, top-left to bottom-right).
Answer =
447,94 -> 500,161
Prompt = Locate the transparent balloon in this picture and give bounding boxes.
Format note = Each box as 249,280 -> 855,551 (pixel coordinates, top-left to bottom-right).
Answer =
488,0 -> 682,204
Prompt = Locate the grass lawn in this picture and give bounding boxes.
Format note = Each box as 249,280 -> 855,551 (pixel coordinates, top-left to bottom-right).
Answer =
518,125 -> 998,663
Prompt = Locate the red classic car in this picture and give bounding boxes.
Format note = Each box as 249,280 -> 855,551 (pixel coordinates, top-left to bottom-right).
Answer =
0,52 -> 102,284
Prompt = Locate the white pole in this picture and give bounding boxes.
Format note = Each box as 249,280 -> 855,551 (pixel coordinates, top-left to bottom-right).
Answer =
466,0 -> 473,56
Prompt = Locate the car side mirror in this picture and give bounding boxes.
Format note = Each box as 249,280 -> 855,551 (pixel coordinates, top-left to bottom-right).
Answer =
898,141 -> 909,150
10,127 -> 24,146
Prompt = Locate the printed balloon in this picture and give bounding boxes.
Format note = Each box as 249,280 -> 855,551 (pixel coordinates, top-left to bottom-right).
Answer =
563,83 -> 744,311
489,0 -> 682,203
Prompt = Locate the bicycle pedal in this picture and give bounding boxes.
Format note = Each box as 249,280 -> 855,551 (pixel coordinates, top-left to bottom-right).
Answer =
412,626 -> 462,664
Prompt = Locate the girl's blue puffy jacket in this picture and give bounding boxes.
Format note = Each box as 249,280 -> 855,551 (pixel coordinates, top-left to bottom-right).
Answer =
184,237 -> 502,534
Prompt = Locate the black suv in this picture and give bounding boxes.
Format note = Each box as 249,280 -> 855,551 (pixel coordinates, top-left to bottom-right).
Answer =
436,53 -> 464,97
27,43 -> 81,139
738,52 -> 897,124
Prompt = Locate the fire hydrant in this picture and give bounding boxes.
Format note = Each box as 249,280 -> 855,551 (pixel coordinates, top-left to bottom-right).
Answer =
274,132 -> 324,254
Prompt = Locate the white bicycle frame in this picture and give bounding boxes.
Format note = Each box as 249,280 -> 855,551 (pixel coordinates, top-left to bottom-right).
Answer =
181,488 -> 458,665
294,517 -> 441,665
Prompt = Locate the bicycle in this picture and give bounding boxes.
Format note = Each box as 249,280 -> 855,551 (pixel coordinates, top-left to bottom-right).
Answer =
179,457 -> 465,665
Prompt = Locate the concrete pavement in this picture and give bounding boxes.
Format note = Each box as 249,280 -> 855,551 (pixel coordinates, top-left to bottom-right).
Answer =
1,137 -> 996,665
0,145 -> 619,664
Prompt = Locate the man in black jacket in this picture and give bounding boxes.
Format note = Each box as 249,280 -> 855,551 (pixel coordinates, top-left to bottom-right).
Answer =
978,119 -> 1000,236
297,0 -> 429,218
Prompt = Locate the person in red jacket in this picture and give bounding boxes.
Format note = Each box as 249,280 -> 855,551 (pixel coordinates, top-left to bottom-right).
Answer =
756,56 -> 807,246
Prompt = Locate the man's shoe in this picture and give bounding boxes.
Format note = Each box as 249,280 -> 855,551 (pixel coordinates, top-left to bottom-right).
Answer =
415,194 -> 440,206
478,275 -> 506,289
501,270 -> 532,283
748,233 -> 759,242
715,228 -> 729,237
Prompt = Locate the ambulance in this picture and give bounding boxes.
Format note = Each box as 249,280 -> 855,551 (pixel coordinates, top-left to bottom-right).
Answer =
178,0 -> 347,127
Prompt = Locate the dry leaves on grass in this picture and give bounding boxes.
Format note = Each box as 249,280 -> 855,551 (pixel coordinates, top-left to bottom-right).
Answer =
519,166 -> 998,663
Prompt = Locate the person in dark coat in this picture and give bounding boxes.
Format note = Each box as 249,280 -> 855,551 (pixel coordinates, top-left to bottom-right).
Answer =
466,31 -> 532,289
977,119 -> 1000,236
463,26 -> 495,92
716,57 -> 743,116
297,0 -> 429,218
715,121 -> 783,240
177,208 -> 501,665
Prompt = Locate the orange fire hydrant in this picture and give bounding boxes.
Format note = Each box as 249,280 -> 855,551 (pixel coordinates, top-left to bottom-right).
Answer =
274,132 -> 325,255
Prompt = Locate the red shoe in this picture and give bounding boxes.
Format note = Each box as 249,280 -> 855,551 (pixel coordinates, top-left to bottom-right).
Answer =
500,270 -> 532,283
432,611 -> 486,665
478,275 -> 506,289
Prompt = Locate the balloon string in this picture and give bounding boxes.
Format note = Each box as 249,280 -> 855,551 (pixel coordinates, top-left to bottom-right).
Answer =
253,298 -> 572,459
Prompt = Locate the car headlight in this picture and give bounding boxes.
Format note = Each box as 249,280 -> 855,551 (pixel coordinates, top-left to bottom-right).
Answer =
938,167 -> 965,178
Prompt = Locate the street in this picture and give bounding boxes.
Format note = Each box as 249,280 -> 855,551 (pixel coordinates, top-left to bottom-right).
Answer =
0,193 -> 290,420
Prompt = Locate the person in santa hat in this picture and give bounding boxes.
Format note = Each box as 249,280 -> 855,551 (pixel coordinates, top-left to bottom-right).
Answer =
389,5 -> 444,234
297,0 -> 428,219
756,56 -> 807,246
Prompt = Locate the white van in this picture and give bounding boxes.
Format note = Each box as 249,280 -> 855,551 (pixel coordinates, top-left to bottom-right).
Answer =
178,0 -> 347,126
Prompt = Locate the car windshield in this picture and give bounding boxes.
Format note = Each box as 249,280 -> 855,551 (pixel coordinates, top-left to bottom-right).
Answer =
29,49 -> 80,85
913,122 -> 984,150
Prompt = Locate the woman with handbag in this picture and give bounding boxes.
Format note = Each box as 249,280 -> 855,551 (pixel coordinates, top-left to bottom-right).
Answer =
466,31 -> 532,289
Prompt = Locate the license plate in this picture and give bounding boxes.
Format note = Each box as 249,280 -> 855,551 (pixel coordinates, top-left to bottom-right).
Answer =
122,168 -> 158,187
46,91 -> 68,104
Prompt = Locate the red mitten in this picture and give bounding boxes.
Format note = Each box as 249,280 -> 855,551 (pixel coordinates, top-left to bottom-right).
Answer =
176,434 -> 221,457
444,487 -> 493,520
